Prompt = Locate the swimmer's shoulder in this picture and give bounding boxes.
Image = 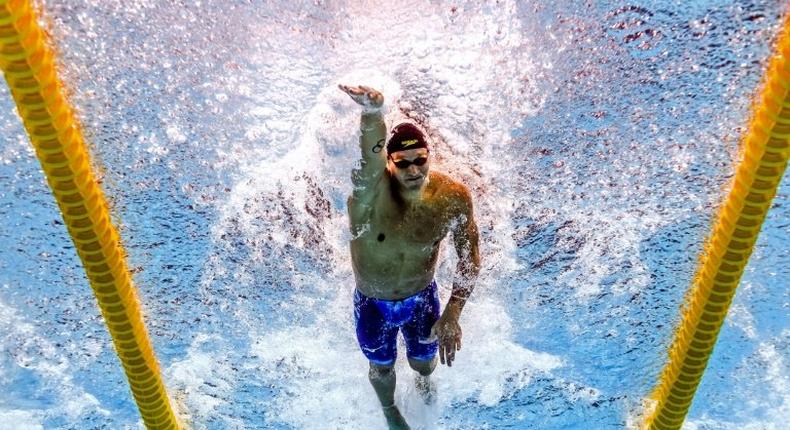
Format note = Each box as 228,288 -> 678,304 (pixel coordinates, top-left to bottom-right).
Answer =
427,171 -> 472,210
428,171 -> 460,190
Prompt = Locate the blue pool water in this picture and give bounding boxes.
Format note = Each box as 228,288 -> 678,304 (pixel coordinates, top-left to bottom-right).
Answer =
1,1 -> 788,429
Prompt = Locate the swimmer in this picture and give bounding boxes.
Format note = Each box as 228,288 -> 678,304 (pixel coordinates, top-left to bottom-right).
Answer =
339,84 -> 481,430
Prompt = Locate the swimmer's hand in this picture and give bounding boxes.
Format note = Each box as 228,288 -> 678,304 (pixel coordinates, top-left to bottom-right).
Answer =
338,84 -> 384,113
430,309 -> 462,367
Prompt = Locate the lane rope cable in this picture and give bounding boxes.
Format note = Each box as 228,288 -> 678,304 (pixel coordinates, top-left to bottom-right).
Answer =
641,11 -> 790,430
0,1 -> 182,428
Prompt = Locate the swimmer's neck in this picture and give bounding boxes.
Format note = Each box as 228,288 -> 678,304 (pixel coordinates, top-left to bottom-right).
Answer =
399,187 -> 423,204
395,177 -> 429,206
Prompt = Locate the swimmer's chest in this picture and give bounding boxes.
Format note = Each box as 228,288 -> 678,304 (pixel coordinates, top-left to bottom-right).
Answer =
348,196 -> 445,258
372,192 -> 449,245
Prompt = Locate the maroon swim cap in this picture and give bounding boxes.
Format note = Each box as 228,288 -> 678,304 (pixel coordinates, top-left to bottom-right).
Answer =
387,123 -> 429,154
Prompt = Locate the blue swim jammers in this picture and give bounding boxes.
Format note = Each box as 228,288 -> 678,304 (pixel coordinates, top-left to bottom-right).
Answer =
353,281 -> 440,366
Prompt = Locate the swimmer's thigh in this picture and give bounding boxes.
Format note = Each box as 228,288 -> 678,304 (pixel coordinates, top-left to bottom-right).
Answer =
354,289 -> 398,365
402,281 -> 440,361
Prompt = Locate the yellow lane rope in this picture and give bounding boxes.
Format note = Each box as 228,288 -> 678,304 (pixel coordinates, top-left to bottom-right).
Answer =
641,13 -> 790,430
0,1 -> 180,428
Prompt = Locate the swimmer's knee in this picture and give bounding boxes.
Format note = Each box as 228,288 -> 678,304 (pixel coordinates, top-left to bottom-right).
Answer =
407,356 -> 436,376
369,362 -> 395,379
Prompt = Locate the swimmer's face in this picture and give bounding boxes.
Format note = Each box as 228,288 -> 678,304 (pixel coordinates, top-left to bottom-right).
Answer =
388,148 -> 430,190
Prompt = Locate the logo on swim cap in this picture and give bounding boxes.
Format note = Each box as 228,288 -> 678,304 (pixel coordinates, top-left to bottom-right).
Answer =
387,123 -> 429,154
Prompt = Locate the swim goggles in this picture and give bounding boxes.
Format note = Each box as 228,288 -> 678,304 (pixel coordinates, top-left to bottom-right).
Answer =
389,156 -> 428,169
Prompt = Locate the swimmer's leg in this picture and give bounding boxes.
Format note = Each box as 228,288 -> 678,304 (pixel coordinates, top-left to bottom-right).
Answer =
408,357 -> 437,405
369,362 -> 410,430
407,356 -> 437,376
402,282 -> 441,405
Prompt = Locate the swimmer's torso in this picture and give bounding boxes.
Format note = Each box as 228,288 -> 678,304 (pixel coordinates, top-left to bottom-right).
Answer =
349,171 -> 458,300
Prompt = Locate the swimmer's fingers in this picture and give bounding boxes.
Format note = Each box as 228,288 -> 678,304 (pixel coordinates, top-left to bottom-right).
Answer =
338,83 -> 353,92
338,84 -> 372,98
338,84 -> 383,108
440,336 -> 457,367
338,84 -> 365,102
357,85 -> 377,97
445,337 -> 459,367
358,85 -> 383,103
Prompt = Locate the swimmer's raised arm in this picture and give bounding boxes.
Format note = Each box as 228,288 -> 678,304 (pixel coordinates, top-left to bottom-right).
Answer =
338,84 -> 387,197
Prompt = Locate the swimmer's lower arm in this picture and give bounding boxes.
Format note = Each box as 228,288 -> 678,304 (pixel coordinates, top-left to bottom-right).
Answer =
360,111 -> 384,132
447,280 -> 476,318
358,112 -> 386,159
448,283 -> 472,314
445,295 -> 465,318
447,258 -> 479,316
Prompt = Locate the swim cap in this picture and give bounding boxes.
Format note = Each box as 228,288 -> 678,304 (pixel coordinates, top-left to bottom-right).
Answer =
387,123 -> 429,154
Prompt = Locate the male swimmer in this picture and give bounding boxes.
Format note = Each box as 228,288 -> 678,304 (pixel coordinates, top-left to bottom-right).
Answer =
339,84 -> 481,430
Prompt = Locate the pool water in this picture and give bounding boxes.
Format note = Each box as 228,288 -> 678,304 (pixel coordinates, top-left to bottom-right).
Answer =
0,1 -> 787,429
